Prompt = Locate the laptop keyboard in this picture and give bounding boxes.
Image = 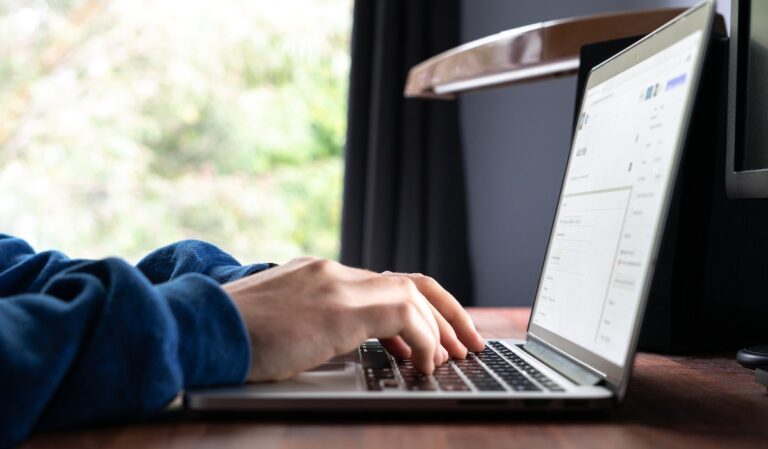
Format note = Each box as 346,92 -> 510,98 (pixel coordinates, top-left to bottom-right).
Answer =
360,340 -> 565,393
487,341 -> 566,391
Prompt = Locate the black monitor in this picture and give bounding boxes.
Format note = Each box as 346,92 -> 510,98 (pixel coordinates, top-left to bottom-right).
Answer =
727,0 -> 768,198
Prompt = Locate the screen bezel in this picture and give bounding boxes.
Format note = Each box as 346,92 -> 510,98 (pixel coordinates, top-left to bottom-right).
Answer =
725,0 -> 768,198
525,1 -> 714,398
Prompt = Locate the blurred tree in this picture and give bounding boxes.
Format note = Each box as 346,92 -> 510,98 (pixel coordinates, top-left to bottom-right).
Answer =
0,0 -> 351,263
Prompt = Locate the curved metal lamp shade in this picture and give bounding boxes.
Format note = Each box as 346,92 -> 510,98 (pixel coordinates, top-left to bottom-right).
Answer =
405,8 -> 726,99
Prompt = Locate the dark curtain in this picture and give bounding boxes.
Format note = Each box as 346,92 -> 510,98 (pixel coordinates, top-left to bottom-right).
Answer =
340,0 -> 474,305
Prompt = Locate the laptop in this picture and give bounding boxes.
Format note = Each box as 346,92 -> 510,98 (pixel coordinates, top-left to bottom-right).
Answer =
186,0 -> 715,412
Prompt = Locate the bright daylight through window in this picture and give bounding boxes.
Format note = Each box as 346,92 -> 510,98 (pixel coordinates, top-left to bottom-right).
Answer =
0,0 -> 352,263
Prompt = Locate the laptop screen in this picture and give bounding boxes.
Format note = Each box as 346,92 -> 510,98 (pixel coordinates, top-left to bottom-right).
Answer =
529,29 -> 705,367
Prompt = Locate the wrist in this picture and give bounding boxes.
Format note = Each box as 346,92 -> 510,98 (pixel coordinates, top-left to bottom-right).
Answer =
159,274 -> 252,387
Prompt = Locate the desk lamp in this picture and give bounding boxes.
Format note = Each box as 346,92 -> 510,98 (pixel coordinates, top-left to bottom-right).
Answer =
404,9 -> 689,99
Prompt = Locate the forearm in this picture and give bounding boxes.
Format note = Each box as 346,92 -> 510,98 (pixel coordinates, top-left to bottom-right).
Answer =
0,254 -> 251,448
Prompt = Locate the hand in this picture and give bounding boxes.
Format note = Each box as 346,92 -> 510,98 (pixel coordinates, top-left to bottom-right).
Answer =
224,257 -> 485,382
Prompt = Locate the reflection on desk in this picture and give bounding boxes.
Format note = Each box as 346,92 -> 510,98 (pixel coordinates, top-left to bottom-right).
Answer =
22,308 -> 768,449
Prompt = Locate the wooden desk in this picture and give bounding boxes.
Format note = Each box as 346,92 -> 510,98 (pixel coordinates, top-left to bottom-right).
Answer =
22,308 -> 768,449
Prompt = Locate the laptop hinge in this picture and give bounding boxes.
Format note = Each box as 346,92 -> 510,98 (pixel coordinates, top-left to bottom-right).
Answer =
523,339 -> 603,386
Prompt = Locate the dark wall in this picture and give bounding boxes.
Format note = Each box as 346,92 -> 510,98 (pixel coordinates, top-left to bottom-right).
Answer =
459,0 -> 731,306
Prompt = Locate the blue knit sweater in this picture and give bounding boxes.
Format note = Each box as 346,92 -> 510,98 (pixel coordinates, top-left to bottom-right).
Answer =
0,234 -> 272,448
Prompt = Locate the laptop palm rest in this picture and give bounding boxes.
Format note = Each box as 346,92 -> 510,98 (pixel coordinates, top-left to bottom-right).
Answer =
243,355 -> 362,393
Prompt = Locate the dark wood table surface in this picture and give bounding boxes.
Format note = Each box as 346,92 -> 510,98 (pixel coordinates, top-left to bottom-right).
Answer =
22,308 -> 768,449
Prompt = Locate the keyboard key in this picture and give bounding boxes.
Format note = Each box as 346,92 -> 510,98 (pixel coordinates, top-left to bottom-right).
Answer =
396,360 -> 438,391
433,364 -> 471,391
360,342 -> 397,391
473,347 -> 541,391
454,355 -> 505,391
380,379 -> 400,389
404,377 -> 437,391
486,342 -> 563,392
358,341 -> 564,393
364,367 -> 394,379
360,346 -> 391,369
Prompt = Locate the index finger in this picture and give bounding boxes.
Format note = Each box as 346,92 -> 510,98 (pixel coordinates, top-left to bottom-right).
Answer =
390,273 -> 485,353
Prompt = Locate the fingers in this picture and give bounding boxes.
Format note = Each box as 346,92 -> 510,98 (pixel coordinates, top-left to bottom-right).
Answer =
272,260 -> 449,369
379,336 -> 412,359
350,277 -> 441,374
395,273 -> 486,352
398,279 -> 444,367
229,256 -> 480,382
428,302 -> 468,359
262,262 -> 478,373
396,303 -> 438,373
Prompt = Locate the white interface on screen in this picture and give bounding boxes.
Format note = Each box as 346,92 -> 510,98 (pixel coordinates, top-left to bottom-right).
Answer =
531,31 -> 703,366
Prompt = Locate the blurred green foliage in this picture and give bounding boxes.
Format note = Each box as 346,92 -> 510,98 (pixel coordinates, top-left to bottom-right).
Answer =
0,0 -> 351,263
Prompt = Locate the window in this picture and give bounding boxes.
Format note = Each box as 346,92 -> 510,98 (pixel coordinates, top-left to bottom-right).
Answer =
0,0 -> 352,263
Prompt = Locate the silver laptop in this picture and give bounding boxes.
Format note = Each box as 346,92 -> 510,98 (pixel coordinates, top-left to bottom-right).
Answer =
186,1 -> 715,412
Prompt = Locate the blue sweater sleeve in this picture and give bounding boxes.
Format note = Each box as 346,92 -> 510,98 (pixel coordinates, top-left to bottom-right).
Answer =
0,235 -> 271,448
136,239 -> 276,284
